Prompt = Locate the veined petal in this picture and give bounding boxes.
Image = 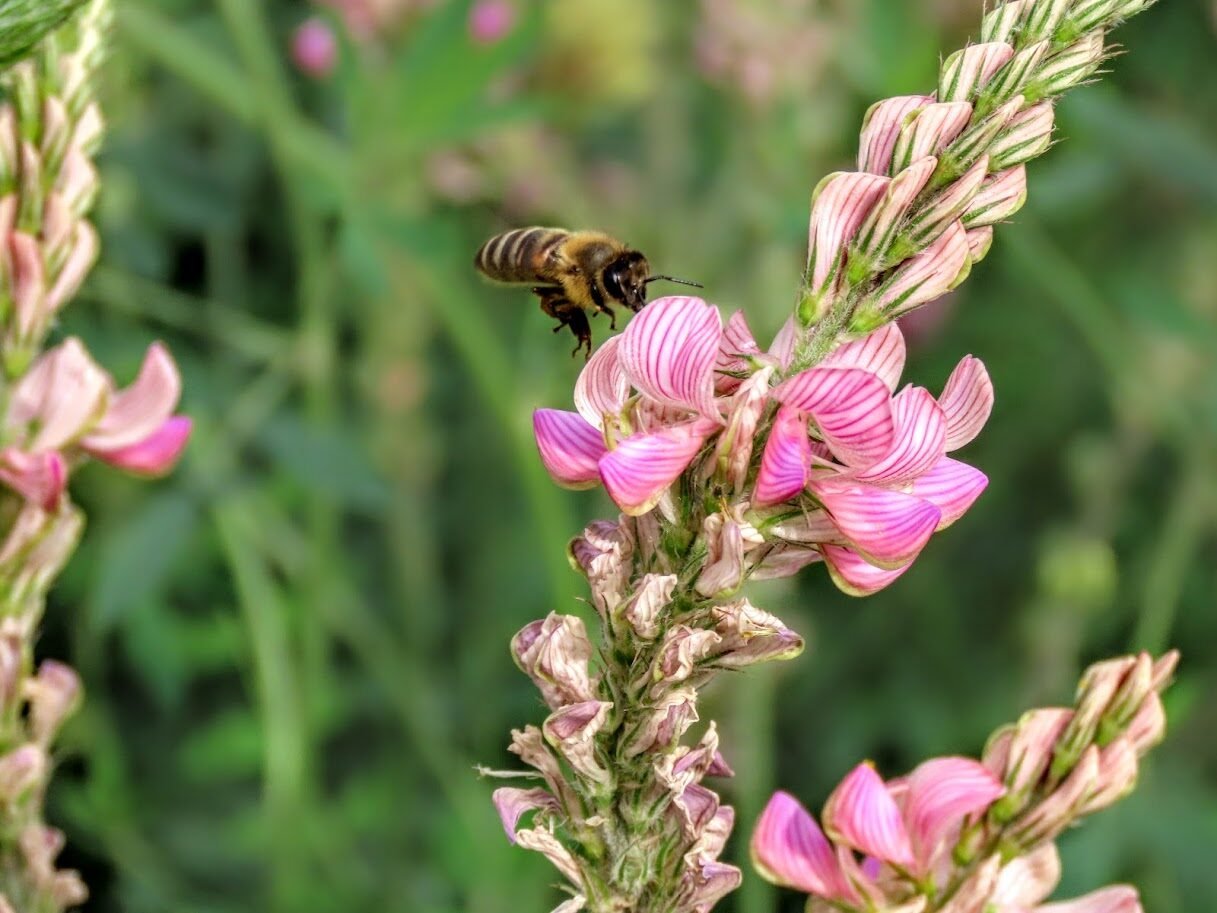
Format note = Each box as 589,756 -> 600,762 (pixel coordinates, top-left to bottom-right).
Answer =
823,763 -> 915,869
533,409 -> 606,489
811,482 -> 940,568
877,220 -> 971,317
753,407 -> 812,506
821,545 -> 913,596
904,757 -> 1004,874
492,787 -> 559,843
992,842 -> 1062,908
87,415 -> 193,477
769,316 -> 797,370
938,355 -> 994,450
750,791 -> 855,901
858,95 -> 934,174
856,386 -> 947,485
892,102 -> 974,172
716,310 -> 763,392
82,343 -> 182,451
574,334 -> 629,428
618,296 -> 723,419
911,457 -> 988,529
820,325 -> 907,393
807,172 -> 890,293
1038,886 -> 1142,913
774,368 -> 895,469
599,420 -> 716,516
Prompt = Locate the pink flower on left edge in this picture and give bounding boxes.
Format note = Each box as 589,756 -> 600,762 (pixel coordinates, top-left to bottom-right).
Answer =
0,338 -> 192,507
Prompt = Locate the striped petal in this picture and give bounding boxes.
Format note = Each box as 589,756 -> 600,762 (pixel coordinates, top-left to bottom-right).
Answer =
618,295 -> 723,419
599,419 -> 716,516
533,409 -> 606,489
892,102 -> 974,172
774,368 -> 895,469
82,342 -> 182,451
904,757 -> 1005,874
753,407 -> 812,506
807,172 -> 890,293
877,220 -> 971,317
856,386 -> 947,485
858,95 -> 934,174
769,316 -> 797,370
820,324 -> 906,393
938,355 -> 994,450
911,456 -> 988,529
716,310 -> 763,393
811,482 -> 940,568
574,334 -> 629,428
88,415 -> 193,477
750,791 -> 855,902
823,763 -> 915,869
820,545 -> 913,596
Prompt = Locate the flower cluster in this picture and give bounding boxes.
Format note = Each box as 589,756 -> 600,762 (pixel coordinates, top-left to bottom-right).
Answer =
752,651 -> 1176,913
535,295 -> 992,596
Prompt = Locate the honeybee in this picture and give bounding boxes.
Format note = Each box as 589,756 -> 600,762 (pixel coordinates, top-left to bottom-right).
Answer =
474,227 -> 701,357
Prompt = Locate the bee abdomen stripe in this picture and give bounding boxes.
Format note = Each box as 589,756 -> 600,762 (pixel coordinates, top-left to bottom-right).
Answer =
477,227 -> 566,282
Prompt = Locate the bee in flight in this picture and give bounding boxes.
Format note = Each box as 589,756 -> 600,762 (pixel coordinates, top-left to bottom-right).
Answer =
474,227 -> 701,357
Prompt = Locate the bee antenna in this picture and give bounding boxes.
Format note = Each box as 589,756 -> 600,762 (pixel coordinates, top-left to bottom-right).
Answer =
646,275 -> 704,289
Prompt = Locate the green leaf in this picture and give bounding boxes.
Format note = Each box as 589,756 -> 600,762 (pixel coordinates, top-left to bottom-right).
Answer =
0,0 -> 86,71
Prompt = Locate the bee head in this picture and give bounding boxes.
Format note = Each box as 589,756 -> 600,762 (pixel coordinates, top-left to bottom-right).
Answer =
603,251 -> 651,311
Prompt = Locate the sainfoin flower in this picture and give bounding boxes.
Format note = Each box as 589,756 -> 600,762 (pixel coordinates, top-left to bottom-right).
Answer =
0,338 -> 191,507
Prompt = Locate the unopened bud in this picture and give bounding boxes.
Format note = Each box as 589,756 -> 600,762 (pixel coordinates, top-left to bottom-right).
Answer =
714,367 -> 773,493
1029,33 -> 1106,100
965,227 -> 994,268
991,103 -> 1056,170
992,842 -> 1062,909
0,620 -> 22,710
51,871 -> 88,907
511,613 -> 597,710
1021,0 -> 1073,42
1010,744 -> 1099,845
858,95 -> 934,174
989,708 -> 1073,820
1067,0 -> 1124,34
964,165 -> 1028,227
875,220 -> 970,317
939,854 -> 1001,913
948,95 -> 1025,171
939,43 -> 1016,104
892,102 -> 974,173
979,43 -> 1048,113
1078,736 -> 1138,815
1099,652 -> 1153,738
981,0 -> 1031,44
26,659 -> 82,744
904,155 -> 991,250
854,157 -> 938,264
1125,693 -> 1167,754
0,744 -> 45,801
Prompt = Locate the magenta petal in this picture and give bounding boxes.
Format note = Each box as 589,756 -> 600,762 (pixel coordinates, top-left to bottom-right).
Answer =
574,334 -> 629,427
774,368 -> 895,469
717,310 -> 763,391
823,763 -> 915,869
820,324 -> 907,393
753,408 -> 812,506
83,342 -> 183,450
768,316 -> 797,371
0,448 -> 67,511
904,757 -> 1005,874
938,355 -> 994,451
599,420 -> 715,516
750,791 -> 854,901
811,482 -> 940,568
910,456 -> 988,529
820,545 -> 912,596
491,787 -> 558,844
88,415 -> 193,477
856,386 -> 947,485
618,295 -> 723,419
533,409 -> 607,489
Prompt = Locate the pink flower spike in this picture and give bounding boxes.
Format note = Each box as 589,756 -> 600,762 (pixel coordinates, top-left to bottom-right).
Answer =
820,324 -> 907,393
533,410 -> 607,489
807,172 -> 890,294
469,0 -> 515,45
750,791 -> 855,901
911,456 -> 988,529
877,220 -> 971,316
0,449 -> 66,511
858,95 -> 934,174
904,757 -> 1005,874
492,787 -> 558,843
753,407 -> 812,506
574,335 -> 629,428
87,415 -> 192,477
774,368 -> 895,470
811,482 -> 940,568
1039,886 -> 1143,913
938,355 -> 994,451
820,545 -> 913,596
599,420 -> 716,516
618,296 -> 723,420
823,763 -> 915,869
855,386 -> 947,486
83,343 -> 183,451
292,18 -> 338,78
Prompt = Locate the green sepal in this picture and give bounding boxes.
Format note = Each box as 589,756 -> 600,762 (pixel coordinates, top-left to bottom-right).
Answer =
0,0 -> 87,73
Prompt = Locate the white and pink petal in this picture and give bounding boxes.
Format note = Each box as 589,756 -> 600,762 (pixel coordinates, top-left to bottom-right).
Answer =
81,342 -> 182,451
533,409 -> 607,489
775,368 -> 895,470
822,763 -> 915,869
574,334 -> 629,428
87,415 -> 193,477
811,482 -> 940,568
903,756 -> 1005,875
820,324 -> 907,393
599,420 -> 716,516
855,386 -> 947,486
618,296 -> 723,420
750,791 -> 857,902
938,355 -> 994,451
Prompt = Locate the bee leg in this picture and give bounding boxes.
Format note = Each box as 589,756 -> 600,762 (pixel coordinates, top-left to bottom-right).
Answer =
536,290 -> 594,358
560,306 -> 593,359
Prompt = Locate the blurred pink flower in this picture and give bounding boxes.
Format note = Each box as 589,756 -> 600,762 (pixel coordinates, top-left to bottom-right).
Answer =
468,0 -> 515,45
292,18 -> 339,78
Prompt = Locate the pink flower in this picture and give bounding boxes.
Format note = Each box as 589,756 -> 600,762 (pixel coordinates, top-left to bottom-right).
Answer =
292,18 -> 339,78
468,0 -> 515,45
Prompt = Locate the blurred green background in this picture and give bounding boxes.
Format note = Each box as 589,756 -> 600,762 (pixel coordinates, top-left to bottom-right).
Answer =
34,0 -> 1217,910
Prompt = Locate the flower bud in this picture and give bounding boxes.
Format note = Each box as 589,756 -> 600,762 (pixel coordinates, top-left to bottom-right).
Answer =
1125,693 -> 1166,754
714,367 -> 773,493
938,854 -> 1001,913
1021,0 -> 1073,42
853,157 -> 938,267
892,103 -> 974,173
25,659 -> 81,744
1078,736 -> 1138,815
0,744 -> 45,802
875,220 -> 970,317
549,897 -> 586,913
1052,656 -> 1135,775
0,620 -> 23,711
1030,33 -> 1106,99
624,688 -> 698,758
511,613 -> 598,710
858,95 -> 934,174
654,626 -> 722,685
948,95 -> 1025,170
805,172 -> 890,308
965,228 -> 994,268
1100,652 -> 1152,734
981,41 -> 1048,111
964,165 -> 1028,227
939,43 -> 1015,103
695,513 -> 748,597
711,600 -> 804,668
543,701 -> 613,786
989,708 -> 1072,819
904,156 -> 990,250
992,842 -> 1061,909
621,573 -> 677,640
981,0 -> 1031,43
990,103 -> 1056,170
1010,744 -> 1099,845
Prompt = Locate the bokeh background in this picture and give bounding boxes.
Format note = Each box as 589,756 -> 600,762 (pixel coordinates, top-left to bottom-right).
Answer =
34,0 -> 1217,910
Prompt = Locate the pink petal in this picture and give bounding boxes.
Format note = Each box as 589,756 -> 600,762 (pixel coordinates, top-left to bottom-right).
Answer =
1039,886 -> 1143,913
618,296 -> 723,419
768,316 -> 797,370
716,310 -> 763,392
820,326 -> 906,394
911,456 -> 988,529
892,102 -> 974,171
491,787 -> 558,843
877,220 -> 971,316
820,545 -> 912,596
533,409 -> 607,489
750,791 -> 855,902
87,415 -> 193,477
599,419 -> 716,516
753,407 -> 812,506
938,355 -> 994,450
574,334 -> 629,428
811,482 -> 940,568
774,368 -> 895,469
807,172 -> 890,293
855,386 -> 947,485
0,449 -> 67,511
858,95 -> 934,174
82,343 -> 183,451
10,338 -> 108,451
823,763 -> 915,869
904,757 -> 1005,874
